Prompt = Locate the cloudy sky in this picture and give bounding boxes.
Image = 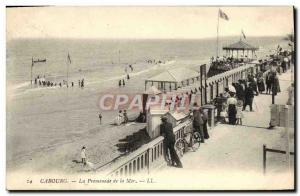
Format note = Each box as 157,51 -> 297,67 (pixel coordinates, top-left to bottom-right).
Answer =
6,6 -> 294,40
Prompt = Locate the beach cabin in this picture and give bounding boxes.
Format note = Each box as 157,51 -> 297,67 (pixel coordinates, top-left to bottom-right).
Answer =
146,108 -> 168,139
165,111 -> 189,128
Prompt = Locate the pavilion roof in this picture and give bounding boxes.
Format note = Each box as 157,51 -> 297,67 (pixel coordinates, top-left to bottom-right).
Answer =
146,67 -> 199,83
223,40 -> 258,51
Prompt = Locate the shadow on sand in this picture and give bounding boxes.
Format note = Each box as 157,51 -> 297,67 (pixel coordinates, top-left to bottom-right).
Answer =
115,126 -> 151,155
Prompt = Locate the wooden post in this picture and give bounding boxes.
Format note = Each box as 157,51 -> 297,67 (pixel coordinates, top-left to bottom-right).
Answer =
263,144 -> 266,175
285,105 -> 291,172
31,57 -> 33,88
146,149 -> 150,174
216,81 -> 219,96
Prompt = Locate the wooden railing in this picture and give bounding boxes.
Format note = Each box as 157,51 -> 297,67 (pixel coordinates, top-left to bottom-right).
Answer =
100,120 -> 191,177
205,63 -> 257,103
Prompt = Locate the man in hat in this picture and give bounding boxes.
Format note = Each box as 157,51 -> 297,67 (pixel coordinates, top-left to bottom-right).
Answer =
192,103 -> 205,143
160,116 -> 183,168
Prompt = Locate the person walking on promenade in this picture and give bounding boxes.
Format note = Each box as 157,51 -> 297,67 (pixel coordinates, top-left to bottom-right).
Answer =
243,82 -> 255,112
236,100 -> 244,125
223,88 -> 230,98
99,113 -> 102,125
236,80 -> 245,105
227,92 -> 237,125
160,116 -> 183,168
257,72 -> 265,94
81,146 -> 87,166
192,103 -> 205,143
249,76 -> 259,96
287,82 -> 294,105
266,72 -> 273,94
272,72 -> 281,95
200,108 -> 209,139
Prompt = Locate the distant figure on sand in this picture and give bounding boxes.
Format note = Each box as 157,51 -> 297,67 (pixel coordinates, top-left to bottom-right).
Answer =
81,79 -> 84,88
127,74 -> 130,80
119,80 -> 122,87
99,113 -> 102,124
81,146 -> 87,166
78,80 -> 81,87
122,79 -> 125,86
71,82 -> 74,87
123,110 -> 128,124
114,110 -> 123,125
129,64 -> 133,71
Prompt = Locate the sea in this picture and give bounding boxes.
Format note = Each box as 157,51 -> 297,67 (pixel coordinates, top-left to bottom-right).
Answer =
7,36 -> 288,90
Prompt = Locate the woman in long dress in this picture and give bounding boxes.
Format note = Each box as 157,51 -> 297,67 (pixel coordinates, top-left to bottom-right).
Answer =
200,109 -> 209,139
227,92 -> 237,125
257,74 -> 265,94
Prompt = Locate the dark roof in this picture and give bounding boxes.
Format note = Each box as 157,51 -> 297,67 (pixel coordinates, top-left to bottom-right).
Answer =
223,40 -> 258,50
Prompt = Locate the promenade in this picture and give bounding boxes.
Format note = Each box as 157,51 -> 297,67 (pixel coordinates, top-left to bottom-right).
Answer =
155,69 -> 294,190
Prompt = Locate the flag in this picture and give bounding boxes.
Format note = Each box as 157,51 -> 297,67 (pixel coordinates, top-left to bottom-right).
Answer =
241,30 -> 246,39
67,53 -> 72,64
32,58 -> 46,66
219,9 -> 229,21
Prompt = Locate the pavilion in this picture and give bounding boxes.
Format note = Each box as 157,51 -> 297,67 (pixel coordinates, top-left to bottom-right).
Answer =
144,67 -> 200,91
223,40 -> 259,60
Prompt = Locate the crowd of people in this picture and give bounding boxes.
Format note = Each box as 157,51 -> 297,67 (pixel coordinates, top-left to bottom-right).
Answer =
214,69 -> 281,126
146,59 -> 165,64
208,56 -> 253,77
33,75 -> 85,88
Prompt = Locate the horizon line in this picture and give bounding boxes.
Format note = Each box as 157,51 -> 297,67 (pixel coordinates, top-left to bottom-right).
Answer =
7,34 -> 288,41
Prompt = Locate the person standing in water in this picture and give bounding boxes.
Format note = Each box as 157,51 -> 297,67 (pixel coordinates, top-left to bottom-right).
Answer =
99,113 -> 102,125
81,78 -> 84,88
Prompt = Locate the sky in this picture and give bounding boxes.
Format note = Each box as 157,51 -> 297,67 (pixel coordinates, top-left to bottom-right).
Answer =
6,6 -> 294,40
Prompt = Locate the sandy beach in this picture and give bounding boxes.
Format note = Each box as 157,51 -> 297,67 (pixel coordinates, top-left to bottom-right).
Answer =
6,59 -> 185,174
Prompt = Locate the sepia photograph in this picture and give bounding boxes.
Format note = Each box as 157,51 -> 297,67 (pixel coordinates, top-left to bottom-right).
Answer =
5,5 -> 295,190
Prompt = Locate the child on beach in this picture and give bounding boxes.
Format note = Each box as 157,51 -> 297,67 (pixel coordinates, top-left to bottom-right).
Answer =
81,146 -> 87,166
